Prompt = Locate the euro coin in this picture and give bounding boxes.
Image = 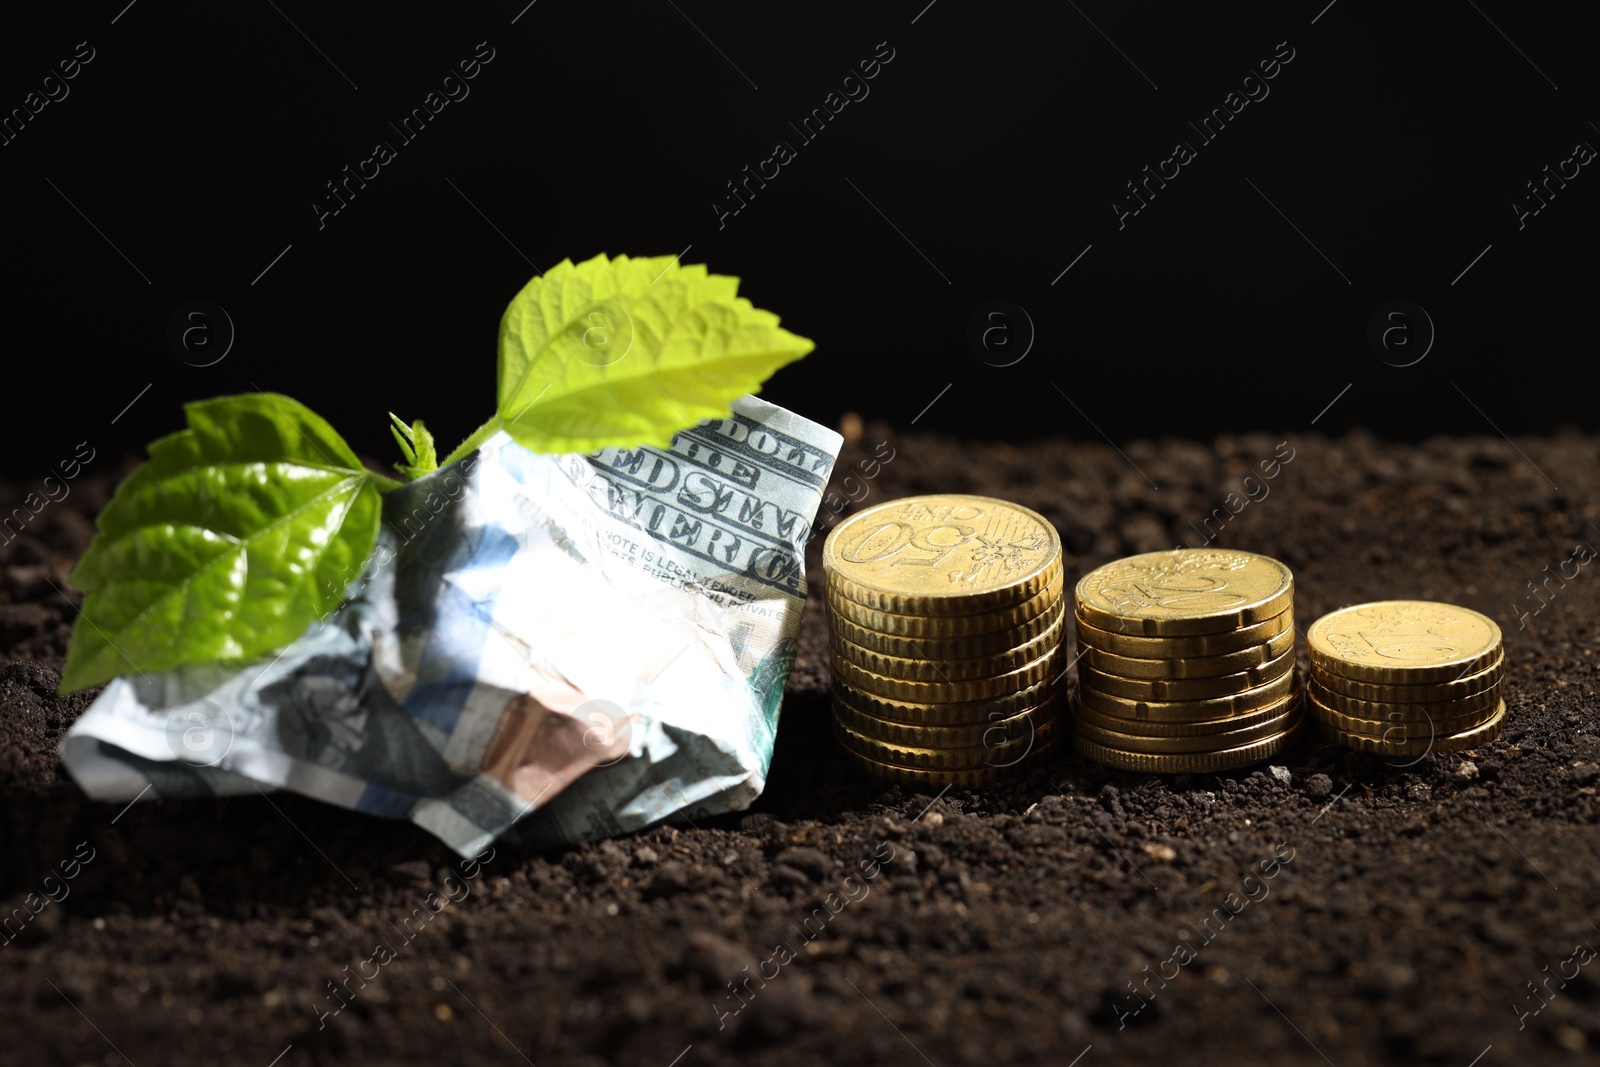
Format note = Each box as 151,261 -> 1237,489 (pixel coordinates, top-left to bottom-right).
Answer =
1075,549 -> 1294,636
1315,653 -> 1503,702
1074,607 -> 1294,659
832,694 -> 1059,749
832,643 -> 1060,703
1307,676 -> 1500,720
1306,695 -> 1499,741
829,609 -> 1065,681
1078,667 -> 1296,723
1072,702 -> 1301,755
1079,624 -> 1294,680
840,737 -> 1059,787
823,493 -> 1070,787
834,717 -> 1053,771
1313,700 -> 1507,756
1072,686 -> 1301,738
831,675 -> 1059,726
823,495 -> 1061,615
1070,721 -> 1302,774
1306,601 -> 1502,684
832,599 -> 1065,659
826,576 -> 1062,637
1081,644 -> 1295,701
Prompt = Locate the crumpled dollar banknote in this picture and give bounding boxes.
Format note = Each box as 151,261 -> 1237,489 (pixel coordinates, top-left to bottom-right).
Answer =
60,395 -> 841,856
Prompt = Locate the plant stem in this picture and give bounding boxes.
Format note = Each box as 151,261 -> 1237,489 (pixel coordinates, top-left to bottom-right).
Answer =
367,471 -> 407,493
441,415 -> 503,467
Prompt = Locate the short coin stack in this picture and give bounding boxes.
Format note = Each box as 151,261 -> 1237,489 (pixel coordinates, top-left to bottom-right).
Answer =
824,494 -> 1065,787
1307,600 -> 1506,756
1072,549 -> 1303,773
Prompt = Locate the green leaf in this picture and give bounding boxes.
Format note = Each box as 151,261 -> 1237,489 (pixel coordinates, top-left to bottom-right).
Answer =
494,253 -> 814,453
389,413 -> 438,480
410,420 -> 437,473
389,412 -> 417,466
59,393 -> 383,692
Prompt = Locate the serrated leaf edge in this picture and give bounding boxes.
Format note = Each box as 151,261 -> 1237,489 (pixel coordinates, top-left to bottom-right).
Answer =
64,472 -> 372,688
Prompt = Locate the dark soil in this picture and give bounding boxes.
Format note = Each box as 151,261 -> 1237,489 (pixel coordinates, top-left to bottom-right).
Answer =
3,425 -> 1599,1067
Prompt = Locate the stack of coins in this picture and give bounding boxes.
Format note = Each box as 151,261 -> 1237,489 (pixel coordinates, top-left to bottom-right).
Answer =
1071,549 -> 1303,773
1307,600 -> 1506,757
824,494 -> 1066,787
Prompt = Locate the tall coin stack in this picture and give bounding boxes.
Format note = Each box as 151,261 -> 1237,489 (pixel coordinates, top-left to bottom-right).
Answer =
824,494 -> 1066,787
1307,600 -> 1506,756
1072,549 -> 1303,773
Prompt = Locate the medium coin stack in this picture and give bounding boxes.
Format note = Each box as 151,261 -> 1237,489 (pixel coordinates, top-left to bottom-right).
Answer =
1071,549 -> 1303,773
1307,600 -> 1506,757
824,494 -> 1066,787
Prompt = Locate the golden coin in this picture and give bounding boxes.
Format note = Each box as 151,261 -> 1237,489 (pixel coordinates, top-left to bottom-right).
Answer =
832,694 -> 1060,749
823,495 -> 1061,615
1390,701 -> 1507,756
1080,625 -> 1294,680
831,599 -> 1065,659
1313,700 -> 1507,756
1075,607 -> 1294,659
1315,653 -> 1504,703
1306,694 -> 1499,741
1307,675 -> 1500,720
1306,600 -> 1502,684
831,643 -> 1059,703
1075,549 -> 1294,636
1071,721 -> 1302,774
840,737 -> 1059,787
834,716 -> 1054,770
1073,702 -> 1301,754
1081,645 -> 1295,700
1078,661 -> 1296,719
826,575 -> 1063,637
1072,686 -> 1301,738
832,675 -> 1060,726
830,609 -> 1065,681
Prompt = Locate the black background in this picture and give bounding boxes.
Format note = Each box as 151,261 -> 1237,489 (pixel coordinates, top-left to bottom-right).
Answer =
3,1 -> 1596,479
